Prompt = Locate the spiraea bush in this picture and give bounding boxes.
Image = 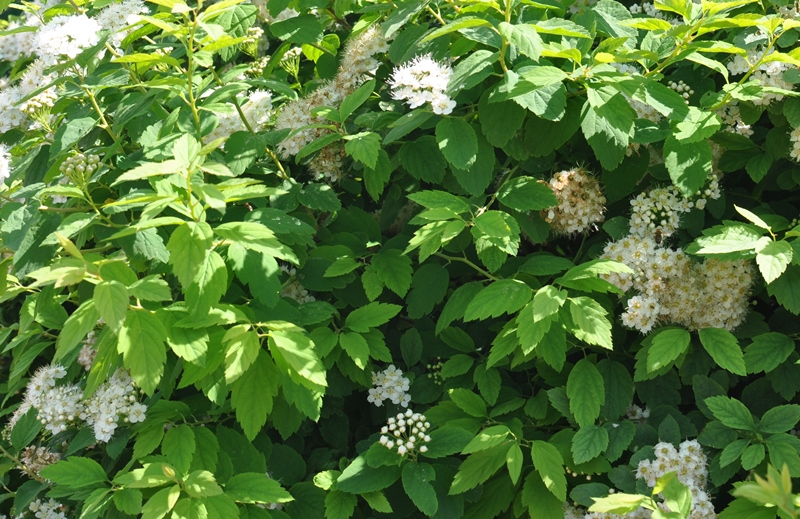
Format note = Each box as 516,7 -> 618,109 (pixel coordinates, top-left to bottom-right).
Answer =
2,0 -> 800,517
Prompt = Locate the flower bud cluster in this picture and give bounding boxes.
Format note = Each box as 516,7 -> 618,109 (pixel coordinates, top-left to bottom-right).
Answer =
543,168 -> 606,235
0,59 -> 55,133
276,26 -> 389,157
388,54 -> 456,115
626,404 -> 651,420
379,409 -> 431,456
368,365 -> 411,408
637,440 -> 715,519
426,357 -> 444,385
668,80 -> 694,102
77,330 -> 98,371
60,153 -> 101,180
628,2 -> 659,16
790,126 -> 800,161
20,445 -> 61,475
25,498 -> 67,519
80,369 -> 148,443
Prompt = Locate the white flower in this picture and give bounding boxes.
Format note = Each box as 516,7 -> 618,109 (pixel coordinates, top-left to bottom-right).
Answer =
82,369 -> 146,442
207,90 -> 273,143
27,498 -> 67,519
34,14 -> 102,66
388,54 -> 456,115
368,365 -> 412,408
543,168 -> 606,235
95,0 -> 149,49
0,144 -> 10,182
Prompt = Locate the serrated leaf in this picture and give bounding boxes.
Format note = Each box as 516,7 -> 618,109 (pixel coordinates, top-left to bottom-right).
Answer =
464,279 -> 532,321
572,425 -> 609,464
345,302 -> 402,333
117,309 -> 167,395
402,462 -> 438,516
531,440 -> 566,501
647,328 -> 690,373
705,396 -> 754,431
756,240 -> 793,284
567,359 -> 605,428
745,332 -> 795,373
435,118 -> 478,170
371,249 -> 413,297
699,328 -> 747,376
568,297 -> 613,349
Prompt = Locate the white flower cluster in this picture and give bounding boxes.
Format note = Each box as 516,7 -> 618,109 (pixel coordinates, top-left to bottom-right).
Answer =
637,441 -> 716,519
95,0 -> 148,49
308,143 -> 345,183
543,168 -> 606,235
388,54 -> 456,115
206,90 -> 273,143
0,17 -> 40,62
601,235 -> 753,332
629,2 -> 659,16
716,102 -> 753,137
629,98 -> 662,124
628,176 -> 720,240
0,144 -> 10,183
25,498 -> 67,519
34,15 -> 101,67
276,26 -> 389,157
279,265 -> 315,304
0,60 -> 56,133
77,331 -> 98,371
20,445 -> 61,475
6,365 -> 147,443
727,48 -> 792,106
368,365 -> 411,408
378,409 -> 431,456
80,369 -> 147,443
252,0 -> 299,23
626,404 -> 651,420
792,127 -> 800,161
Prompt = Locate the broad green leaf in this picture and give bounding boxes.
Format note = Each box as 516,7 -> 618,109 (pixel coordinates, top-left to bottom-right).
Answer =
94,280 -> 129,333
756,239 -> 793,284
705,396 -> 755,431
118,309 -> 167,395
224,325 -> 261,383
567,359 -> 605,428
759,405 -> 800,434
162,425 -> 196,475
402,462 -> 438,517
464,280 -> 532,321
567,297 -> 613,350
767,265 -> 800,315
497,176 -> 558,212
184,471 -> 222,498
10,409 -> 41,451
462,425 -> 510,454
435,118 -> 478,170
166,222 -> 213,288
531,440 -> 566,501
269,14 -> 323,43
531,285 -> 568,322
588,493 -> 647,514
699,328 -> 747,376
572,425 -> 609,464
39,457 -> 108,489
371,249 -> 413,297
448,388 -> 487,417
141,484 -> 180,519
232,351 -> 279,440
325,489 -> 357,519
449,444 -> 509,495
55,299 -> 100,361
186,251 -> 228,317
339,331 -> 370,369
224,473 -> 293,504
647,328 -> 690,373
344,132 -> 381,169
506,442 -> 523,484
336,455 -> 401,493
745,332 -> 795,373
269,329 -> 327,388
345,302 -> 402,332
663,136 -> 712,198
688,224 -> 762,256
581,94 -> 633,171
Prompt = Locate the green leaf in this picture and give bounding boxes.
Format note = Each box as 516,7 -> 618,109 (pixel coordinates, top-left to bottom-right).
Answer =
345,303 -> 402,333
720,438 -> 749,468
567,297 -> 613,350
399,136 -> 447,184
588,493 -> 647,514
402,462 -> 438,517
39,457 -> 108,489
699,328 -> 747,376
117,309 -> 167,395
420,16 -> 494,43
337,455 -> 401,493
500,22 -> 543,60
581,94 -> 633,171
705,396 -> 755,431
55,299 -> 100,361
688,224 -> 763,256
162,425 -> 196,475
340,80 -> 375,120
448,388 -> 488,417
407,190 -> 471,214
531,285 -> 568,322
113,488 -> 143,515
10,409 -> 41,451
756,239 -> 793,284
464,279 -> 532,321
141,485 -> 180,519
449,50 -> 499,92
497,176 -> 558,211
647,328 -> 690,373
479,95 -> 527,148
422,427 -> 475,459
129,276 -> 172,302
231,351 -> 279,440
224,473 -> 293,504
462,425 -> 510,454
572,425 -> 609,464
186,251 -> 228,317
371,249 -> 413,297
507,443 -> 523,484
767,265 -> 800,315
435,118 -> 478,170
531,440 -> 567,501
663,136 -> 712,198
344,132 -> 381,169
325,489 -> 357,519
269,329 -> 327,388
297,183 -> 342,212
745,332 -> 795,373
166,222 -> 213,288
449,444 -> 509,495
521,472 -> 565,519
93,281 -> 129,333
184,471 -> 222,498
400,328 -> 423,368
567,359 -> 605,428
759,405 -> 800,434
269,14 -> 323,43
339,331 -> 370,370
224,325 -> 261,383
